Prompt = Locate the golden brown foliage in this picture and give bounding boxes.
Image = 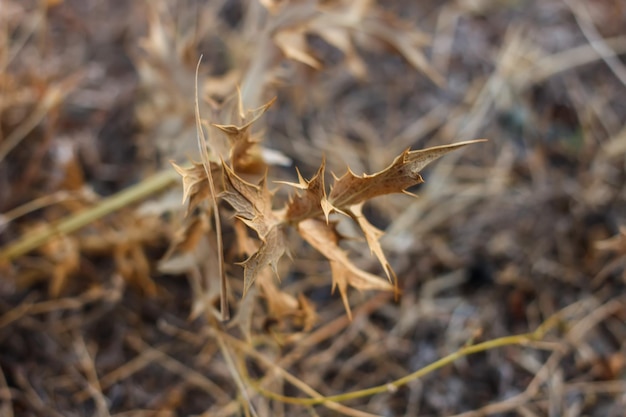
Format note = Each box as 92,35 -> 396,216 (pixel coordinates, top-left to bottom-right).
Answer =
173,94 -> 484,316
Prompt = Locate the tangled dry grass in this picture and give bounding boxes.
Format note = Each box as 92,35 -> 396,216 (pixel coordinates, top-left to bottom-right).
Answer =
1,1 -> 625,416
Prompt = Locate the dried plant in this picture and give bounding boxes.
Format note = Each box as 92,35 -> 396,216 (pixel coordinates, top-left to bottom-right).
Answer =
171,95 -> 484,320
2,1 -> 625,416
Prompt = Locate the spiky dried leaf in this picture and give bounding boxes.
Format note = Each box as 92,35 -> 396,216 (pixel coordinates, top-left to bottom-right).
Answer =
212,98 -> 276,173
221,163 -> 287,294
326,140 -> 487,213
348,202 -> 395,283
171,161 -> 213,216
239,225 -> 287,295
297,218 -> 393,319
282,159 -> 327,223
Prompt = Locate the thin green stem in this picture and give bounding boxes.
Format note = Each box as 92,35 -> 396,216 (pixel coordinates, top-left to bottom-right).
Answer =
252,318 -> 560,406
0,168 -> 180,262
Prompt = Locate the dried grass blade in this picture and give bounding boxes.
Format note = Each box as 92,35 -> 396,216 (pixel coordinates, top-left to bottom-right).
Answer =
194,56 -> 229,321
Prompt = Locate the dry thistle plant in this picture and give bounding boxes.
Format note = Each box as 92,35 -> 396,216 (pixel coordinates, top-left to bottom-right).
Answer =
0,1 -> 624,417
137,0 -> 485,328
145,3 -> 490,411
169,97 -> 485,321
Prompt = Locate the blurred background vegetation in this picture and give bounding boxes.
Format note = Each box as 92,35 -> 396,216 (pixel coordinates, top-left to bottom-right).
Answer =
1,1 -> 625,416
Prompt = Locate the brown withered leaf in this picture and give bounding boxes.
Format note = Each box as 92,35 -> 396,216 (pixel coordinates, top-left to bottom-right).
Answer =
221,162 -> 287,294
295,293 -> 318,332
257,269 -> 317,340
359,11 -> 444,86
281,159 -> 327,223
325,140 -> 487,213
171,161 -> 212,216
273,27 -> 322,69
239,226 -> 287,296
297,218 -> 393,319
212,97 -> 276,173
233,217 -> 258,258
257,270 -> 299,317
161,213 -> 211,265
221,163 -> 274,237
348,202 -> 395,284
267,0 -> 442,83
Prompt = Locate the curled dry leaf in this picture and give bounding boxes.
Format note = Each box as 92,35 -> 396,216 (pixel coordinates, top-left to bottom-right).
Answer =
297,218 -> 393,319
347,202 -> 395,284
221,163 -> 287,295
281,159 -> 327,223
252,286 -> 318,343
171,161 -> 213,216
212,97 -> 276,174
161,213 -> 211,267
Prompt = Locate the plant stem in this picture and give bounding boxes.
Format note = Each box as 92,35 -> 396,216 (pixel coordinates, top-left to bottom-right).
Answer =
253,319 -> 559,406
0,168 -> 180,262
